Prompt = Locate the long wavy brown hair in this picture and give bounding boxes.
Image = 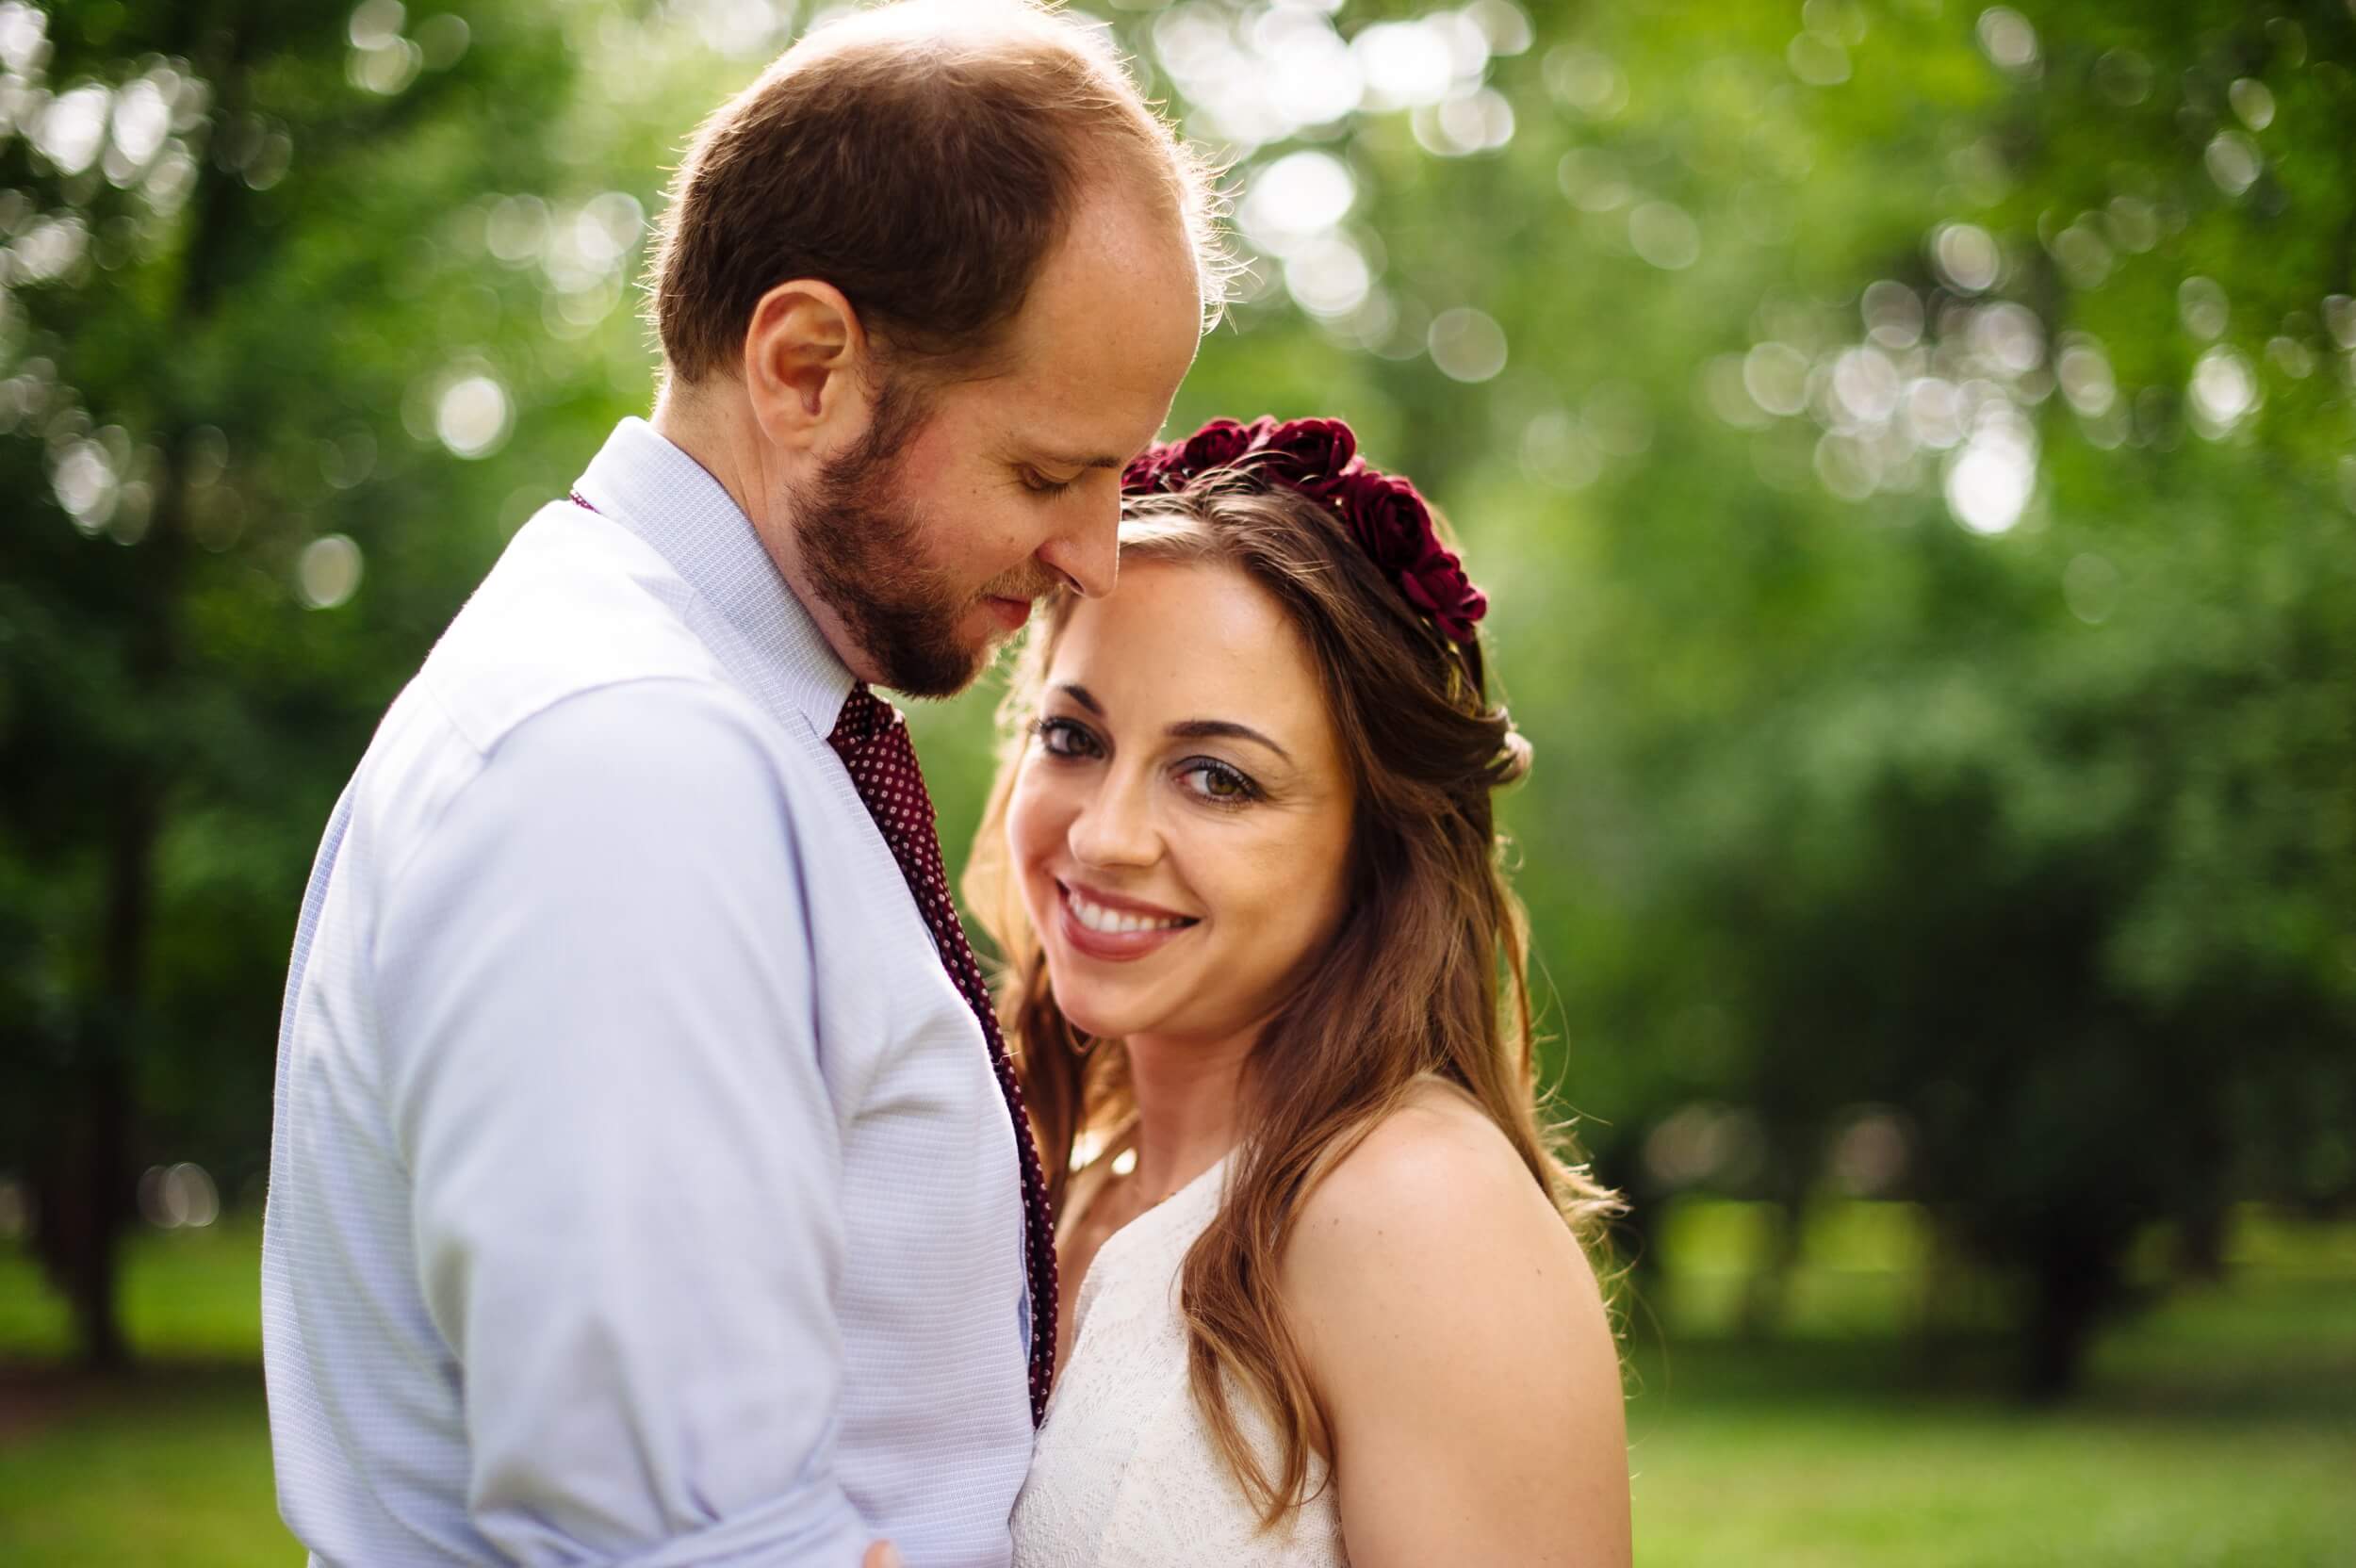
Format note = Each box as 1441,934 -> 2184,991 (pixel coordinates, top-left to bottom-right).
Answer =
964,468 -> 1623,1522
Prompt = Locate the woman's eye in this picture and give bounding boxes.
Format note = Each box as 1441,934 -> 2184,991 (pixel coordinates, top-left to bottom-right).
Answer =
1033,716 -> 1100,758
1179,759 -> 1256,804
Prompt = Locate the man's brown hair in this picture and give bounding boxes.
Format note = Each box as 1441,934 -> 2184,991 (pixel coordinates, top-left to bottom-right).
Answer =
647,0 -> 1226,385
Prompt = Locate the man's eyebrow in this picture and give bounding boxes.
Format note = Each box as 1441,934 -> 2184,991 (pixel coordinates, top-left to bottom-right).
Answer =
1167,719 -> 1293,763
1029,448 -> 1128,471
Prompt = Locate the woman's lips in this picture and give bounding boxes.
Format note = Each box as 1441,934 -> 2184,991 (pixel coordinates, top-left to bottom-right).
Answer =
1055,879 -> 1197,963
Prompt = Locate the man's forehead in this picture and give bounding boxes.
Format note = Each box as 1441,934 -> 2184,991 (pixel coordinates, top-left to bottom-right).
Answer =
1006,193 -> 1204,367
959,194 -> 1202,466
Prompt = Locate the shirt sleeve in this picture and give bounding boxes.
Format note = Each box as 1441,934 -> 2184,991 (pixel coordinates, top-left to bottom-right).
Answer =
377,678 -> 872,1567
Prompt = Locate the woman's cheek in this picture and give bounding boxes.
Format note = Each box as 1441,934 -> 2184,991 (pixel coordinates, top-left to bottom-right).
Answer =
1006,775 -> 1060,906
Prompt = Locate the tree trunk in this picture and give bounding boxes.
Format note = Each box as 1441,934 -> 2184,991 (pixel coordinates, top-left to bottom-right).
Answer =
1738,1194 -> 1805,1340
2020,1236 -> 2119,1400
56,1072 -> 131,1370
2173,1202 -> 2230,1285
59,782 -> 162,1369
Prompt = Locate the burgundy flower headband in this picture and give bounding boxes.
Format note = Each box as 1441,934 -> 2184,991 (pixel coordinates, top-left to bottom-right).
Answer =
1121,416 -> 1489,645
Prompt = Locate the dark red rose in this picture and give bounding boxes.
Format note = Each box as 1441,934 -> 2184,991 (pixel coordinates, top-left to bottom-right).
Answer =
1177,418 -> 1256,472
1339,470 -> 1435,572
1399,549 -> 1487,642
1250,417 -> 1358,493
1122,441 -> 1184,493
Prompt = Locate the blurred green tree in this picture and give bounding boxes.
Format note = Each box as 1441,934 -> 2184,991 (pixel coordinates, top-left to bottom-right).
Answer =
1444,0 -> 2356,1391
0,0 -> 604,1364
6,0 -> 2350,1400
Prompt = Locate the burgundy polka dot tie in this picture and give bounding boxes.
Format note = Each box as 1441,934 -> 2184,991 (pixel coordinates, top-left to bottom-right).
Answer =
828,685 -> 1058,1424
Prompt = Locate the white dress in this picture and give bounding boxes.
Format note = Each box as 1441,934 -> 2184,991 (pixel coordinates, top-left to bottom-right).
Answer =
1009,1151 -> 1350,1566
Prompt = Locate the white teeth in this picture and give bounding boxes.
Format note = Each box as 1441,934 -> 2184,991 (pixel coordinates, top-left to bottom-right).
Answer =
1068,890 -> 1187,935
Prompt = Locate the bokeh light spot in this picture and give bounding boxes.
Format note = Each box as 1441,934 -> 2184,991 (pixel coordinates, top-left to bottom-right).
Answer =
298,534 -> 366,610
417,12 -> 469,70
108,76 -> 171,169
349,0 -> 403,48
1944,411 -> 2036,534
1629,201 -> 1701,270
2187,346 -> 2258,438
1975,8 -> 2039,75
2204,131 -> 2261,198
1428,307 -> 1507,383
436,372 -> 513,459
1787,32 -> 1850,87
2266,335 -> 2315,380
2325,295 -> 2356,350
1931,222 -> 2001,294
2056,337 -> 2117,418
1283,235 -> 1370,318
2064,552 -> 2121,626
1742,342 -> 1809,417
1239,150 -> 1353,256
2092,48 -> 2151,106
1356,20 -> 1458,110
1522,410 -> 1603,489
2228,78 -> 2275,133
51,436 -> 118,533
34,84 -> 110,175
2177,276 -> 2228,342
1861,281 -> 1923,350
139,1163 -> 221,1229
1544,45 -> 1628,119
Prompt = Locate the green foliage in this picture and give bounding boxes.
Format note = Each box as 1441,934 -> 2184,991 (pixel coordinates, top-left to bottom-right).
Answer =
3,0 -> 2350,1388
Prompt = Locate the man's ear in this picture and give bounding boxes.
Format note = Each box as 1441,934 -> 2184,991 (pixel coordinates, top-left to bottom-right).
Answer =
741,279 -> 872,453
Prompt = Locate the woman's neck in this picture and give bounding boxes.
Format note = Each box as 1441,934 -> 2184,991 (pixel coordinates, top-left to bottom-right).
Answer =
1121,1028 -> 1252,1203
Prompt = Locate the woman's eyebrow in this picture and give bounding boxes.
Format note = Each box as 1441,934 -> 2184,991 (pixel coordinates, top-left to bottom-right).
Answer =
1054,686 -> 1294,764
1166,719 -> 1292,763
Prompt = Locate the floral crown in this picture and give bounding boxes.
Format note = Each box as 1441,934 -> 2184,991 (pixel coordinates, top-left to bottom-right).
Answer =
1121,416 -> 1489,645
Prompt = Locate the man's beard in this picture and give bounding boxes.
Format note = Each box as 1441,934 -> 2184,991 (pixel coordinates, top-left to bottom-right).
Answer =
789,380 -> 1033,698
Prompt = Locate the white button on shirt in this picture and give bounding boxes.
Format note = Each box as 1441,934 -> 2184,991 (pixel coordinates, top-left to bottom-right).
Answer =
261,417 -> 1035,1567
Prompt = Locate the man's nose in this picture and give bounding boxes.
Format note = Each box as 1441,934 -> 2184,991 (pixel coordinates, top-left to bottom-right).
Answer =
1038,488 -> 1120,600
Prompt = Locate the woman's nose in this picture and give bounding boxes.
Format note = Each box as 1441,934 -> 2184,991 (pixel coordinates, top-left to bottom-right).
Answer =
1067,771 -> 1158,868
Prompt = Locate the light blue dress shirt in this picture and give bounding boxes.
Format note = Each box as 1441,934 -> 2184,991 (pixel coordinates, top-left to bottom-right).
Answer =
262,417 -> 1035,1567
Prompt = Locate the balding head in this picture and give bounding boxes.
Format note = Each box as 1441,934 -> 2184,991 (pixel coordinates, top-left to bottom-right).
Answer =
648,0 -> 1228,386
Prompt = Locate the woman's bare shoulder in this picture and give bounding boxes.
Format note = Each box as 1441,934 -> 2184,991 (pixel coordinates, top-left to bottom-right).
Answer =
1284,1077 -> 1595,1307
1279,1078 -> 1628,1563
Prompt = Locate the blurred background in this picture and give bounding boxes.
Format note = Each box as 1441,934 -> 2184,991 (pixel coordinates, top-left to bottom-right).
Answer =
3,0 -> 2352,1560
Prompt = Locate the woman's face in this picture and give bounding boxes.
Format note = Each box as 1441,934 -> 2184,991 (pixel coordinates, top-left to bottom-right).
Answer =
1006,558 -> 1357,1052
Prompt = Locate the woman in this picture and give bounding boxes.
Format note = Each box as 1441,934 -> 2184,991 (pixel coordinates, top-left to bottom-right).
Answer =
965,417 -> 1629,1566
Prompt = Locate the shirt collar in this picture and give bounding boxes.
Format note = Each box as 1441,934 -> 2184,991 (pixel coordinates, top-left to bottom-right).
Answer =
570,416 -> 856,736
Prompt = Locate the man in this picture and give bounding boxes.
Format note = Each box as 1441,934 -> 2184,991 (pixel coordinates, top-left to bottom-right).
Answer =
260,3 -> 1216,1562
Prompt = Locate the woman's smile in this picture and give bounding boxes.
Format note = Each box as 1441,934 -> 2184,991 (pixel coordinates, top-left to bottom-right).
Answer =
1055,878 -> 1200,962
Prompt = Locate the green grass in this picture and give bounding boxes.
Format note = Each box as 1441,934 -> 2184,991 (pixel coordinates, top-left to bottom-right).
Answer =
2,1205 -> 2351,1566
1623,1282 -> 2356,1568
0,1216 -> 290,1565
0,1364 -> 280,1567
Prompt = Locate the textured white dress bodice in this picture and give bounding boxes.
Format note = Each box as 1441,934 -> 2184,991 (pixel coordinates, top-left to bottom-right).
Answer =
1010,1152 -> 1349,1567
